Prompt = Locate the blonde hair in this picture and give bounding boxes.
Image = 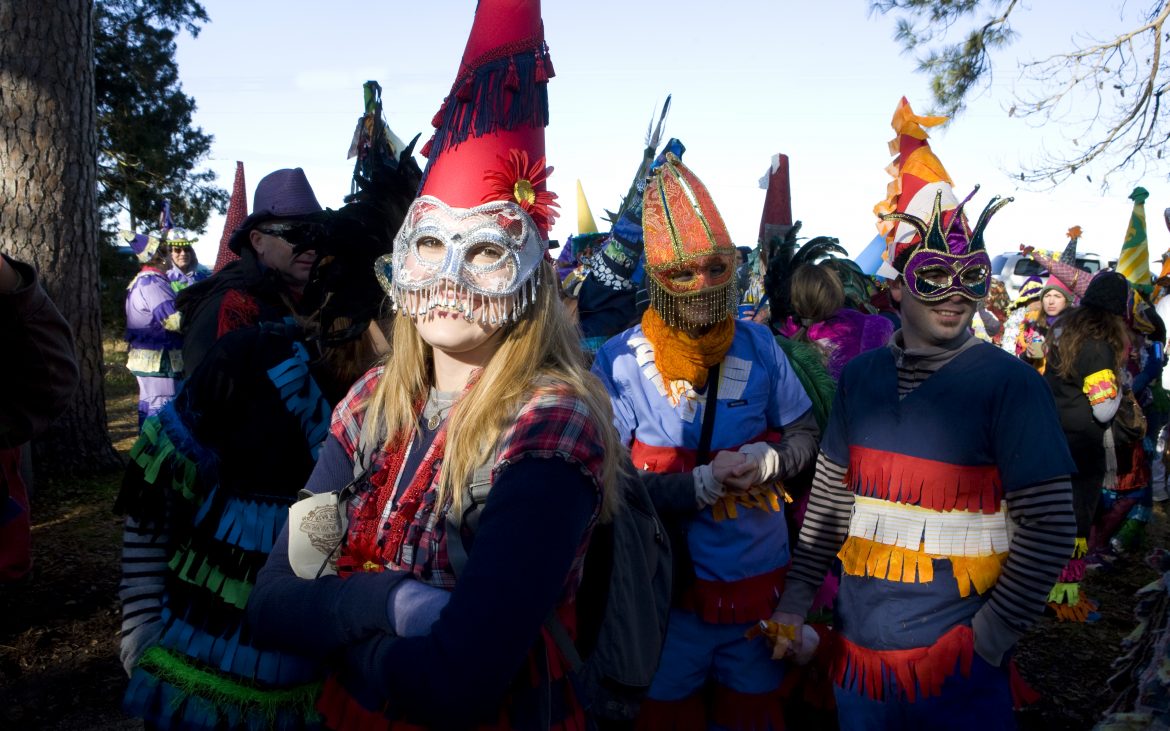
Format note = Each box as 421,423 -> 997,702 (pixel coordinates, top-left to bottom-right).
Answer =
365,260 -> 624,520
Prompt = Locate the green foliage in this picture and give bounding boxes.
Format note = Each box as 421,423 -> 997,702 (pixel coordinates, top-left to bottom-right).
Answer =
871,0 -> 1019,118
99,242 -> 138,332
95,0 -> 226,238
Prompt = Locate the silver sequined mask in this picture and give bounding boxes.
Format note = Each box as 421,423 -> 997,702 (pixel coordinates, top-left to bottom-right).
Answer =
376,196 -> 545,325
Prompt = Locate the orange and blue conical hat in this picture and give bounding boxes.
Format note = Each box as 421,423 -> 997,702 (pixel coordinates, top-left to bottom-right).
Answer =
417,0 -> 558,237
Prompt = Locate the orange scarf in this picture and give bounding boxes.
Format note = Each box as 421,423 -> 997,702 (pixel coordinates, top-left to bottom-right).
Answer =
641,308 -> 735,389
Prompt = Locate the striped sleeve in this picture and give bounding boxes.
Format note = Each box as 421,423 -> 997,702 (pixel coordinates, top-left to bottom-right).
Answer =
775,451 -> 853,617
118,514 -> 170,675
973,477 -> 1075,665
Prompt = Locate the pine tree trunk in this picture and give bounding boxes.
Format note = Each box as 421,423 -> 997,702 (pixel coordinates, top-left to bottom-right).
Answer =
0,0 -> 121,473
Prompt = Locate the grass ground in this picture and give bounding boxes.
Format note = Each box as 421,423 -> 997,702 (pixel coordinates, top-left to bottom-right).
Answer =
0,338 -> 1167,729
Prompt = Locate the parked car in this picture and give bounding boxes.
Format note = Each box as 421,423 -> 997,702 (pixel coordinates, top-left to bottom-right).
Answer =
991,252 -> 1102,300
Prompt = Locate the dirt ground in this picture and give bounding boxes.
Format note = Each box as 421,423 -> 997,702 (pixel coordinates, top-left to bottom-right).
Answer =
1,346 -> 1167,730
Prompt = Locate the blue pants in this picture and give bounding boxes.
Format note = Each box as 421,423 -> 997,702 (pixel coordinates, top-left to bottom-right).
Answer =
647,608 -> 785,700
833,652 -> 1015,731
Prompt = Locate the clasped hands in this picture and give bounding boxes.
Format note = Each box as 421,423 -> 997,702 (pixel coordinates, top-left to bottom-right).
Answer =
710,449 -> 760,493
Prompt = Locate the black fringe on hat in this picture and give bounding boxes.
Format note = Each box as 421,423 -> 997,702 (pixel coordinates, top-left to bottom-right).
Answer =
421,41 -> 551,171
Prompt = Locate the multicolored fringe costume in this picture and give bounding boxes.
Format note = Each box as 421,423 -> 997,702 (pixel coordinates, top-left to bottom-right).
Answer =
125,266 -> 184,426
778,339 -> 1076,728
116,321 -> 333,730
593,319 -> 814,729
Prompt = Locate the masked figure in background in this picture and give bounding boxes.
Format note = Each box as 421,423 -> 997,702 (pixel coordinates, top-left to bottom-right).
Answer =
592,154 -> 819,730
165,229 -> 210,294
115,90 -> 422,730
178,168 -> 326,375
123,230 -> 182,427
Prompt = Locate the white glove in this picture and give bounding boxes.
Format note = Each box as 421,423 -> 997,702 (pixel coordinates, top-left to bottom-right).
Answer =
737,442 -> 782,484
693,463 -> 725,507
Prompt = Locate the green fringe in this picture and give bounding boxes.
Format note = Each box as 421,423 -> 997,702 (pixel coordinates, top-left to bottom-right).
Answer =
1047,581 -> 1080,605
168,542 -> 255,609
129,417 -> 201,504
137,645 -> 321,721
775,336 -> 837,431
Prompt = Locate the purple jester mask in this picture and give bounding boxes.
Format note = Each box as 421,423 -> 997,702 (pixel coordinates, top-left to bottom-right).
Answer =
903,249 -> 992,302
882,187 -> 1012,303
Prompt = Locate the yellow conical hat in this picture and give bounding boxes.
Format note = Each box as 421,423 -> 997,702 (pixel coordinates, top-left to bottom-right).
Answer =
576,179 -> 598,234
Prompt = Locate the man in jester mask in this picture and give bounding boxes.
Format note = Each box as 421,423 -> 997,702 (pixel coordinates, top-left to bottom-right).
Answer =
592,153 -> 820,729
769,97 -> 1077,729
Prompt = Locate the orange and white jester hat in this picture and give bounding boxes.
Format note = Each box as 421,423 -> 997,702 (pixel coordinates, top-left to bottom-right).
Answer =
381,0 -> 560,326
642,154 -> 739,328
873,97 -> 964,278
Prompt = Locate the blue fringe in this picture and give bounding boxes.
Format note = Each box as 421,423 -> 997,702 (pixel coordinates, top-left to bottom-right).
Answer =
211,494 -> 287,553
157,402 -> 219,490
266,343 -> 330,460
157,605 -> 320,685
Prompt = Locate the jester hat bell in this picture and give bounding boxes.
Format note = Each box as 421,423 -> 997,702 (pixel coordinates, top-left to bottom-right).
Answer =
642,153 -> 738,327
384,0 -> 559,326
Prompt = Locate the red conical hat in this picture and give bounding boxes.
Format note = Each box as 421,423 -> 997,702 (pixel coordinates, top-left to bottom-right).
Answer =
213,161 -> 247,273
418,0 -> 557,237
758,153 -> 793,245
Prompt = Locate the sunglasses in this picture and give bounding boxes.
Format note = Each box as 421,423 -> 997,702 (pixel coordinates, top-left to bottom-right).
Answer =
256,223 -> 326,250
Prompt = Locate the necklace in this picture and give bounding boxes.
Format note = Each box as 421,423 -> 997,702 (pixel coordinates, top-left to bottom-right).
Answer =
422,388 -> 458,431
426,407 -> 451,430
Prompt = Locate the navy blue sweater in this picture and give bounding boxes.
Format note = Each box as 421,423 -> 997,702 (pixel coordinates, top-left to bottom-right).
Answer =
247,434 -> 595,728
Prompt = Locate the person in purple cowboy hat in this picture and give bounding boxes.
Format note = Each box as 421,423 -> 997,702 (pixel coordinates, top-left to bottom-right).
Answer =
122,229 -> 183,427
177,167 -> 325,374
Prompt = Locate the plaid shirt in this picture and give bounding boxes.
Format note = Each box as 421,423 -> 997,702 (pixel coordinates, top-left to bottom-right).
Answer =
330,368 -> 605,595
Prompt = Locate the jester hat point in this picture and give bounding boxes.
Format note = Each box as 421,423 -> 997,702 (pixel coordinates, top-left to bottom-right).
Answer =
880,187 -> 1012,302
383,0 -> 557,327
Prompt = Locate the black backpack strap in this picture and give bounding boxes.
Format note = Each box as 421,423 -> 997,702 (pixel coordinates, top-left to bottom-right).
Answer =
695,362 -> 721,466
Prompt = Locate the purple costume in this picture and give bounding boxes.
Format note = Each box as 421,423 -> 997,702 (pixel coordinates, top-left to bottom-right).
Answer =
778,308 -> 894,380
125,267 -> 183,426
166,264 -> 210,294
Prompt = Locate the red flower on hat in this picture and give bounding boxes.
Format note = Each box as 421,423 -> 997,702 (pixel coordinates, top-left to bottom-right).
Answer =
483,149 -> 559,232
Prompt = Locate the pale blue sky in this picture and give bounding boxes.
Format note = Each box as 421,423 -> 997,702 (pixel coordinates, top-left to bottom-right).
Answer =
174,1 -> 1169,270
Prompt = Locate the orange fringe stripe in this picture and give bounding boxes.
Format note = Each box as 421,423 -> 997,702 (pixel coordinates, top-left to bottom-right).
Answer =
838,536 -> 1007,597
1048,595 -> 1094,623
848,446 -> 1002,514
833,624 -> 974,702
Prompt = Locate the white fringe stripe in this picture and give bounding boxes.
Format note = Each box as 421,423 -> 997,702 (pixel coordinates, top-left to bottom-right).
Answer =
848,495 -> 1012,557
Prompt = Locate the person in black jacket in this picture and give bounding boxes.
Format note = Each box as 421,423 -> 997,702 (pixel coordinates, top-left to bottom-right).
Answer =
177,167 -> 325,374
0,253 -> 78,581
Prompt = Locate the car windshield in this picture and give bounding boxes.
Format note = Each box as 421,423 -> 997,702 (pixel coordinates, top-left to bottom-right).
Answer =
1078,258 -> 1100,273
1013,259 -> 1045,277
